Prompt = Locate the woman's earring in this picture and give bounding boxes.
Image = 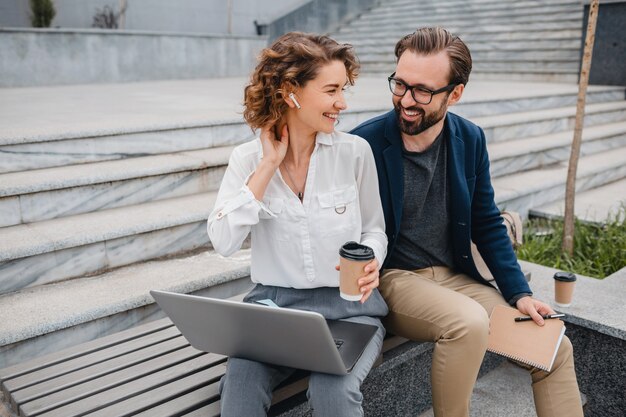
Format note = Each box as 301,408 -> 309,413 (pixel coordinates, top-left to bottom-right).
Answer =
288,93 -> 301,109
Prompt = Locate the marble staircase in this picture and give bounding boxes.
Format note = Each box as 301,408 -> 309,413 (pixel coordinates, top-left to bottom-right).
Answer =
333,0 -> 583,82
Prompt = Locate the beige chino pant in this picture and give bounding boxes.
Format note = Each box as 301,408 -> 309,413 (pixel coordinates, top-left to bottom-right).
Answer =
379,266 -> 583,417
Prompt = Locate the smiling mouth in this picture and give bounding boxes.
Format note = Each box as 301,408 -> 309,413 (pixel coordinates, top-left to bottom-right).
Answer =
402,107 -> 423,118
323,112 -> 339,120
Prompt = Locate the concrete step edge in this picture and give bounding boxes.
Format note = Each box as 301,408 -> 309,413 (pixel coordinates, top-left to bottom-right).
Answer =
472,101 -> 626,130
488,121 -> 626,160
364,2 -> 581,14
493,146 -> 626,204
353,10 -> 582,24
0,147 -> 234,198
529,177 -> 626,223
0,249 -> 251,350
0,192 -> 217,262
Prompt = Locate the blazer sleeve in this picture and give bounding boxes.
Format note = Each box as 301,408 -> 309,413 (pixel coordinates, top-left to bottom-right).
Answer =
469,128 -> 532,303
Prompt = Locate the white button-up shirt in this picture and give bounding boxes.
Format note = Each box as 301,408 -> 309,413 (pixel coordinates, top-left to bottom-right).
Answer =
207,130 -> 387,289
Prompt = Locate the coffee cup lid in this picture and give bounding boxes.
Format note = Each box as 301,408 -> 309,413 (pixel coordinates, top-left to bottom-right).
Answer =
339,241 -> 375,261
553,271 -> 577,282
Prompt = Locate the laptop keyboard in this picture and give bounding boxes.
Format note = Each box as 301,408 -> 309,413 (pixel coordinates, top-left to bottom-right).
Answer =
334,339 -> 344,349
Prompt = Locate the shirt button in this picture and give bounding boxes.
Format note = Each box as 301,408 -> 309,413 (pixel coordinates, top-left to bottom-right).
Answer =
217,212 -> 223,219
462,255 -> 469,259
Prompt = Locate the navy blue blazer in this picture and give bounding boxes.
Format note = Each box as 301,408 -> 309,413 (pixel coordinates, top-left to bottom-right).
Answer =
351,110 -> 531,303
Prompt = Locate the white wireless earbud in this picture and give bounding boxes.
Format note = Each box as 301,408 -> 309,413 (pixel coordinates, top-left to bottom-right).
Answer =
288,92 -> 301,109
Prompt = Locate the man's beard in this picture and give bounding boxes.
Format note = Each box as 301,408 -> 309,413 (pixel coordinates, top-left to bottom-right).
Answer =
394,99 -> 448,136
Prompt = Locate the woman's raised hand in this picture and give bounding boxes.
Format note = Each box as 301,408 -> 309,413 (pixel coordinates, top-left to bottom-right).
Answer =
259,124 -> 289,169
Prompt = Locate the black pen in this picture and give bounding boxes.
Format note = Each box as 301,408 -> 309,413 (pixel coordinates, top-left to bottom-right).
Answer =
514,313 -> 565,322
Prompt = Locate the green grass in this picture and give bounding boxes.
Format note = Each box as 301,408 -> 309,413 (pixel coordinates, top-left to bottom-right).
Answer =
517,207 -> 626,279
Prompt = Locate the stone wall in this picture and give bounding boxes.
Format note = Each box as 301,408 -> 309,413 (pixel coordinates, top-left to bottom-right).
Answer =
264,0 -> 379,41
0,0 -> 308,36
0,28 -> 267,87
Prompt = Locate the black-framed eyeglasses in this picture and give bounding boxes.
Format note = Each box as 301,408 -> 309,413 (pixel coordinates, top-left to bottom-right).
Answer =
387,72 -> 457,105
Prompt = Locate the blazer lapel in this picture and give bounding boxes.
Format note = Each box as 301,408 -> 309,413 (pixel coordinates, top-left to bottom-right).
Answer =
446,114 -> 470,221
383,112 -> 404,234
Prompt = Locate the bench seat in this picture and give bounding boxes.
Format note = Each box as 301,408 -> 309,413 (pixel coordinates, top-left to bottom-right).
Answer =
0,317 -> 409,417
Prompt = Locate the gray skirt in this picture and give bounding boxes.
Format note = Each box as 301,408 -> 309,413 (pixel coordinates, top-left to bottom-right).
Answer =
243,284 -> 389,320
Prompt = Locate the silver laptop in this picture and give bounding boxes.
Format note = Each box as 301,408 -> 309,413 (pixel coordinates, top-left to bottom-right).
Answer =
150,290 -> 378,375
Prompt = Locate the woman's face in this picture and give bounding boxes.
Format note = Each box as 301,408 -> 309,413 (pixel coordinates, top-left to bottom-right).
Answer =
290,60 -> 349,135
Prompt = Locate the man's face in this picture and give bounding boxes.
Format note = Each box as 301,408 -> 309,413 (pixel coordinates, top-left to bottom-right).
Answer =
392,50 -> 455,136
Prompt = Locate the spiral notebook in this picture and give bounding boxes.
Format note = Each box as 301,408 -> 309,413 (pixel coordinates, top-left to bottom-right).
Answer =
487,305 -> 565,372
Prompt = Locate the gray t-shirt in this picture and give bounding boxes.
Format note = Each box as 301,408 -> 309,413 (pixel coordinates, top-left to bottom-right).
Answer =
387,131 -> 455,270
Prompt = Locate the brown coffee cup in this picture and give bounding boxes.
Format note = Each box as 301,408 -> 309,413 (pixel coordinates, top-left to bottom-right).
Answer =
554,272 -> 576,307
339,241 -> 375,301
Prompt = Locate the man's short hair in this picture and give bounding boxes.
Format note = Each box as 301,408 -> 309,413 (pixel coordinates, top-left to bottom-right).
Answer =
394,27 -> 472,86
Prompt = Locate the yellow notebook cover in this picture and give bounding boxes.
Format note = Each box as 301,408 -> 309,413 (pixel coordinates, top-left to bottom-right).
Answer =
487,305 -> 565,372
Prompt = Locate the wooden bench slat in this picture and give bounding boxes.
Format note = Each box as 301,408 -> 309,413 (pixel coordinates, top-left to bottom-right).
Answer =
132,381 -> 220,417
36,353 -> 225,417
0,318 -> 173,381
13,335 -> 189,405
180,401 -> 221,417
19,345 -> 207,417
87,365 -> 226,417
4,325 -> 181,393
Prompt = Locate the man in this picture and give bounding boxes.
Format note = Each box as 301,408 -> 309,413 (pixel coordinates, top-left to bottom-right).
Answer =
350,27 -> 583,417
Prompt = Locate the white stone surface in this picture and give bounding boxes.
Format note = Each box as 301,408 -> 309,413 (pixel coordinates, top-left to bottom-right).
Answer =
0,147 -> 233,197
493,147 -> 626,213
0,249 -> 252,360
419,362 -> 535,417
531,178 -> 626,223
0,192 -> 216,262
519,262 -> 626,338
0,197 -> 20,228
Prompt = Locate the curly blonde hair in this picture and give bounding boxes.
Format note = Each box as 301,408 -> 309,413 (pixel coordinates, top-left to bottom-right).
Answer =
243,32 -> 359,130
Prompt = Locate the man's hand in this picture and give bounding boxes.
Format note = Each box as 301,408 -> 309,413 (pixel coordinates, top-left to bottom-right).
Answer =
515,296 -> 556,326
334,258 -> 380,303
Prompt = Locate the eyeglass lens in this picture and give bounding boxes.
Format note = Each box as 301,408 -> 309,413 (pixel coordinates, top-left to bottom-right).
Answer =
389,78 -> 433,104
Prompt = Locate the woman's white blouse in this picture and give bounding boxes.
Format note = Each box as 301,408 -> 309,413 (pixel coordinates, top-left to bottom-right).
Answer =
207,131 -> 387,289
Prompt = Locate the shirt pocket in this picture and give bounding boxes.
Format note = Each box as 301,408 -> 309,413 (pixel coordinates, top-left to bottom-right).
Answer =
259,196 -> 292,241
316,185 -> 358,237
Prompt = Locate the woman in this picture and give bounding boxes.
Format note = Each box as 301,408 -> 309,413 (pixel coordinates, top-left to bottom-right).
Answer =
207,32 -> 388,417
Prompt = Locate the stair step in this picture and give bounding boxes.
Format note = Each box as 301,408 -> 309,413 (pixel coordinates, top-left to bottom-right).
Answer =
337,26 -> 582,43
470,72 -> 580,83
488,121 -> 626,178
493,147 -> 626,215
351,8 -> 582,28
366,0 -> 579,15
530,178 -> 626,223
0,192 -> 217,294
360,71 -> 581,84
359,48 -> 580,62
353,39 -> 582,54
0,249 -> 252,369
364,2 -> 579,17
0,147 -> 233,226
3,80 -> 622,173
473,101 -> 626,143
339,16 -> 582,34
